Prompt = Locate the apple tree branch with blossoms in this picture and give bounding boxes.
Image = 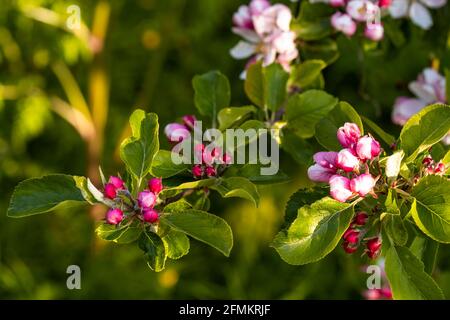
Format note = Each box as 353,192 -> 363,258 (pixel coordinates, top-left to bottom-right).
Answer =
6,0 -> 450,300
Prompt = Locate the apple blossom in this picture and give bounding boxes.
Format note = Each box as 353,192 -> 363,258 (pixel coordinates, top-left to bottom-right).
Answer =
337,122 -> 361,148
164,123 -> 190,142
331,12 -> 357,37
364,23 -> 384,41
366,237 -> 382,259
337,148 -> 360,172
389,0 -> 447,30
233,5 -> 254,30
356,136 -> 381,160
329,175 -> 354,202
138,190 -> 157,209
109,176 -> 125,190
346,0 -> 379,22
391,96 -> 426,125
343,229 -> 360,243
354,211 -> 368,225
205,166 -> 217,177
104,183 -> 117,199
192,164 -> 203,178
307,152 -> 338,182
106,208 -> 124,225
182,115 -> 197,129
350,173 -> 376,197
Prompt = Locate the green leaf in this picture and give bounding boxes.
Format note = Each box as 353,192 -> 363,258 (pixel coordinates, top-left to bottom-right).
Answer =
294,19 -> 332,41
138,230 -> 167,272
115,224 -> 143,244
210,177 -> 260,207
410,235 -> 439,275
245,62 -> 264,108
361,115 -> 395,146
315,101 -> 363,151
399,104 -> 450,163
271,197 -> 354,265
161,209 -> 233,257
165,179 -> 217,191
193,70 -> 230,121
301,38 -> 339,65
7,174 -> 86,217
162,230 -> 190,260
151,150 -> 190,178
120,111 -> 159,182
285,90 -> 338,139
385,246 -> 444,300
382,213 -> 408,246
263,63 -> 289,112
96,223 -> 128,241
283,187 -> 329,227
279,128 -> 314,165
409,175 -> 450,243
442,150 -> 450,175
217,106 -> 257,130
289,59 -> 326,88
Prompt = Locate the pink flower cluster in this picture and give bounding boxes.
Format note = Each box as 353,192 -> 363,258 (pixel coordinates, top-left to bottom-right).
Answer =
341,211 -> 382,259
104,176 -> 164,225
230,0 -> 298,75
392,68 -> 449,145
422,155 -> 446,176
164,115 -> 196,143
192,143 -> 232,179
327,0 -> 387,41
308,123 -> 381,202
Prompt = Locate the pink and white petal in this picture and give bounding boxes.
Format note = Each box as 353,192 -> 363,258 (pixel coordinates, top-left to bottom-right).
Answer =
408,81 -> 437,103
409,2 -> 433,29
262,47 -> 277,66
442,133 -> 450,146
422,68 -> 445,84
391,97 -> 426,125
231,27 -> 260,43
388,0 -> 409,18
274,5 -> 292,31
313,151 -> 339,168
230,41 -> 257,59
420,0 -> 447,8
307,164 -> 335,183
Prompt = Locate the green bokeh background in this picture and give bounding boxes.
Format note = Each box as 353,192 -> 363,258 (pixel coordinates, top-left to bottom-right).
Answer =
1,0 -> 449,299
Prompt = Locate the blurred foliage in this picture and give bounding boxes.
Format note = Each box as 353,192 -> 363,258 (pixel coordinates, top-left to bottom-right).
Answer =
0,0 -> 449,299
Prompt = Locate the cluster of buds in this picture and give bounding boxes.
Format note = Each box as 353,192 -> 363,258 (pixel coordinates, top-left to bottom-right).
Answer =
164,115 -> 197,143
103,176 -> 164,226
342,212 -> 382,259
422,155 -> 446,176
308,123 -> 381,202
327,0 -> 387,41
230,0 -> 298,75
192,143 -> 232,179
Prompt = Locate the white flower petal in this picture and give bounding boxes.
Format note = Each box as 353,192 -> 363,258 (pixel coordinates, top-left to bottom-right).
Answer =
409,2 -> 433,29
230,41 -> 256,59
420,0 -> 447,8
408,81 -> 437,103
231,27 -> 260,43
388,0 -> 409,18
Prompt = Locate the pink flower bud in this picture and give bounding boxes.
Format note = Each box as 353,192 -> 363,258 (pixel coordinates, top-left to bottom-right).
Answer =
350,173 -> 376,197
148,178 -> 163,194
356,136 -> 381,160
233,5 -> 253,29
138,190 -> 157,209
434,162 -> 445,175
354,212 -> 368,225
422,155 -> 433,166
164,123 -> 190,142
331,12 -> 357,37
194,143 -> 205,163
205,166 -> 216,177
343,229 -> 360,244
104,183 -> 117,199
380,288 -> 392,299
182,115 -> 197,129
330,0 -> 346,7
108,176 -> 125,190
143,208 -> 159,223
363,289 -> 382,300
336,148 -> 360,172
366,237 -> 382,254
337,122 -> 361,148
364,23 -> 384,41
192,164 -> 203,179
106,208 -> 123,225
342,241 -> 358,254
329,175 -> 353,202
378,0 -> 391,8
